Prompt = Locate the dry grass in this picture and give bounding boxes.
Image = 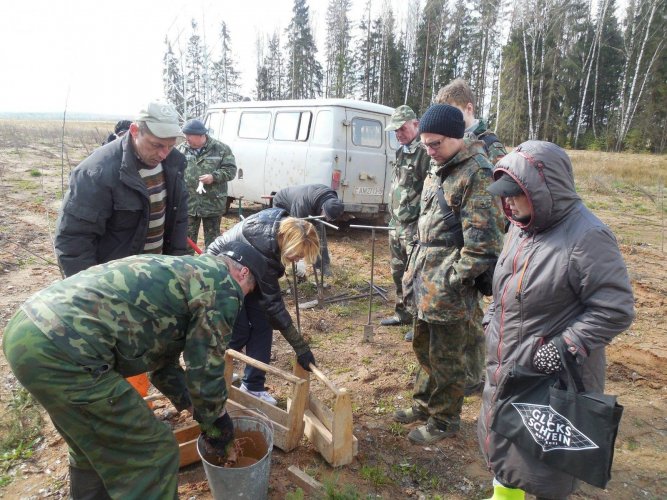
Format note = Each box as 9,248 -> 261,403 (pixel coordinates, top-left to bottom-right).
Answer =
567,150 -> 667,192
0,119 -> 111,150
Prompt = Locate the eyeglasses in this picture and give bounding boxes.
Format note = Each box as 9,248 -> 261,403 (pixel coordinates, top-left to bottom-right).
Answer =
422,139 -> 442,150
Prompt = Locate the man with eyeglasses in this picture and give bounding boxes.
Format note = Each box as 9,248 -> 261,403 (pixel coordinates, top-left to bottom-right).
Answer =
381,105 -> 431,341
394,104 -> 504,444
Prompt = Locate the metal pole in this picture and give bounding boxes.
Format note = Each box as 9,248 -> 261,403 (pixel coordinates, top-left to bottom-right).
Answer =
350,224 -> 392,343
367,228 -> 376,325
291,261 -> 302,333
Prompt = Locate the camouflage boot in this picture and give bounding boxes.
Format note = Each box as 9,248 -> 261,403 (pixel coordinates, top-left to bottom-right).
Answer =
393,405 -> 428,424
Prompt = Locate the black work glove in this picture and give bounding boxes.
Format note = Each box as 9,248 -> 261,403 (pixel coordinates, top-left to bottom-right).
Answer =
533,342 -> 563,374
297,349 -> 316,372
201,412 -> 234,459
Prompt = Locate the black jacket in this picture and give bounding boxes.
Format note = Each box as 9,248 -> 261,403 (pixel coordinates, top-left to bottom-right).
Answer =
272,184 -> 337,218
55,134 -> 189,277
207,208 -> 292,331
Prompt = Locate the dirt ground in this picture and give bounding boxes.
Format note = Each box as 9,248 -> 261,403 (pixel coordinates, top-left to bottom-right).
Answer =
0,121 -> 665,499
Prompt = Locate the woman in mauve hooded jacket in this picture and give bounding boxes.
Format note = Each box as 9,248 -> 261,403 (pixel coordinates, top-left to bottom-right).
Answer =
478,141 -> 635,499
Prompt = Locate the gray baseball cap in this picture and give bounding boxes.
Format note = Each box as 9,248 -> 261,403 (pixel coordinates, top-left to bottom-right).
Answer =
385,105 -> 417,131
136,101 -> 182,139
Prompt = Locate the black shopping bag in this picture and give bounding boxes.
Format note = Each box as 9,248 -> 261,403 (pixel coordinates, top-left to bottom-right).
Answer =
491,341 -> 623,489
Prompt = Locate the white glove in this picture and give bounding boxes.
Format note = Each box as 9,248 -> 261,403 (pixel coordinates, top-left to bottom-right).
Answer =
295,260 -> 307,278
196,181 -> 206,194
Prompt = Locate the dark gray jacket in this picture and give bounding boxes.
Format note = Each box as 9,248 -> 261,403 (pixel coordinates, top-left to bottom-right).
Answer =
478,141 -> 635,498
272,184 -> 337,218
55,134 -> 189,277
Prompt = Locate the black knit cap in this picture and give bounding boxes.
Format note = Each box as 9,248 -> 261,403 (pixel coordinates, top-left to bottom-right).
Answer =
418,104 -> 465,139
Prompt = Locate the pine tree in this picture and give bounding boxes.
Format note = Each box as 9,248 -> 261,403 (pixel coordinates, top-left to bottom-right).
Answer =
324,0 -> 353,98
256,31 -> 286,100
211,21 -> 241,103
185,19 -> 208,119
285,0 -> 323,99
162,37 -> 185,118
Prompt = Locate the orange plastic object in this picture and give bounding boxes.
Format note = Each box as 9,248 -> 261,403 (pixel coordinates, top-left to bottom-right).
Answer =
126,373 -> 152,408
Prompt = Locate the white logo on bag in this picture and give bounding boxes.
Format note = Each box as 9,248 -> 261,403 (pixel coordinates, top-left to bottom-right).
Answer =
512,403 -> 599,452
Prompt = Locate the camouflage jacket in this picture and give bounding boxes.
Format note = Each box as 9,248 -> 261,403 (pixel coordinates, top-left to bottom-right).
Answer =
389,136 -> 431,226
21,254 -> 243,434
471,119 -> 507,166
178,136 -> 237,217
404,139 -> 504,324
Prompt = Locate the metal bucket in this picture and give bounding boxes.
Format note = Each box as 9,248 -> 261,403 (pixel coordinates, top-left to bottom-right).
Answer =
197,409 -> 273,499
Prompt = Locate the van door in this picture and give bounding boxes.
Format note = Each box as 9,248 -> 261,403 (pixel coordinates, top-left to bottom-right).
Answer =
264,110 -> 312,192
233,110 -> 272,202
343,109 -> 388,215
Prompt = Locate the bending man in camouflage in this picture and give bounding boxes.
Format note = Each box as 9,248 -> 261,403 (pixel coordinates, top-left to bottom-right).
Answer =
381,105 -> 430,341
435,78 -> 509,393
3,242 -> 265,499
178,119 -> 237,251
396,104 -> 504,444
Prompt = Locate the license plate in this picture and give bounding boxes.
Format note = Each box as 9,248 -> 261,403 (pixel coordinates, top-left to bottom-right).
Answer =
354,186 -> 383,196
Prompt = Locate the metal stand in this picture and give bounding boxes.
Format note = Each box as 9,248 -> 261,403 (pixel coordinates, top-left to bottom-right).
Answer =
302,215 -> 339,305
349,224 -> 392,342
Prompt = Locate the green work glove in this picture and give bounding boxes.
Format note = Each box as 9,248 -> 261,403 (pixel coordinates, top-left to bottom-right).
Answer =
201,412 -> 234,459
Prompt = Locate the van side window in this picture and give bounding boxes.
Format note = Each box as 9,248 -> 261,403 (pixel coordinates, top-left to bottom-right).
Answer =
312,110 -> 332,145
239,112 -> 271,139
351,118 -> 382,148
274,111 -> 312,141
205,112 -> 223,140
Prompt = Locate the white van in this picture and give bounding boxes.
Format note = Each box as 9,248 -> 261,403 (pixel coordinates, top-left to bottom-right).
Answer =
204,99 -> 399,219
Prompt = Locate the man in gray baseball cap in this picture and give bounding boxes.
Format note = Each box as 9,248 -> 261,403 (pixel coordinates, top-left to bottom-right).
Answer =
55,100 -> 189,277
380,105 -> 431,342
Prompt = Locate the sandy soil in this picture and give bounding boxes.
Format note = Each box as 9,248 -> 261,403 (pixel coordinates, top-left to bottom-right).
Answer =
0,123 -> 665,499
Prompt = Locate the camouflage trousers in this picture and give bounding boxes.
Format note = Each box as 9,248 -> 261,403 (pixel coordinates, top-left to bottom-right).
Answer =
188,215 -> 222,252
411,318 -> 470,428
464,302 -> 486,388
388,221 -> 417,323
3,310 -> 179,500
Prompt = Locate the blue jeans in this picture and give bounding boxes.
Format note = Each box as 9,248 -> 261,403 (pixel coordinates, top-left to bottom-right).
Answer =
228,291 -> 273,392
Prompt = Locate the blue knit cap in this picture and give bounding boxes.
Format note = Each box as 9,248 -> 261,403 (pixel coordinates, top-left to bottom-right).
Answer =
418,104 -> 465,139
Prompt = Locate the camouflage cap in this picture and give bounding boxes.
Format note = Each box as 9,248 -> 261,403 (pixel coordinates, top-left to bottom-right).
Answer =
136,101 -> 182,139
385,105 -> 417,131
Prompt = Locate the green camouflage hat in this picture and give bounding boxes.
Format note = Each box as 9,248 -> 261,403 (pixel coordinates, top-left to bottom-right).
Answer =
385,105 -> 417,131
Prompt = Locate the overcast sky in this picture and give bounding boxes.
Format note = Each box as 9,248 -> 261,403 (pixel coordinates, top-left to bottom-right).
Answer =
0,0 -> 403,116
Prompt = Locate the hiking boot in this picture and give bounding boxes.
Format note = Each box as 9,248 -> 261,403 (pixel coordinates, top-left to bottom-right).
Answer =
240,384 -> 277,406
393,405 -> 428,424
407,420 -> 459,444
404,330 -> 413,342
380,316 -> 409,326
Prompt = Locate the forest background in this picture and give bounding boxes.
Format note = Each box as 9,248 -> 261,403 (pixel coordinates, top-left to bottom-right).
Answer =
162,0 -> 666,153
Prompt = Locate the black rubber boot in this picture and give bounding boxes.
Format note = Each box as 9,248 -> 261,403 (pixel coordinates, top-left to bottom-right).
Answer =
69,466 -> 112,500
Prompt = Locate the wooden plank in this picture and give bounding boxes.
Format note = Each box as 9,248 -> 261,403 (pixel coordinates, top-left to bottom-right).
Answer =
226,349 -> 303,384
174,421 -> 200,443
287,466 -> 323,495
228,386 -> 288,426
283,378 -> 308,450
329,389 -> 355,466
179,438 -> 200,468
308,394 -> 334,432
